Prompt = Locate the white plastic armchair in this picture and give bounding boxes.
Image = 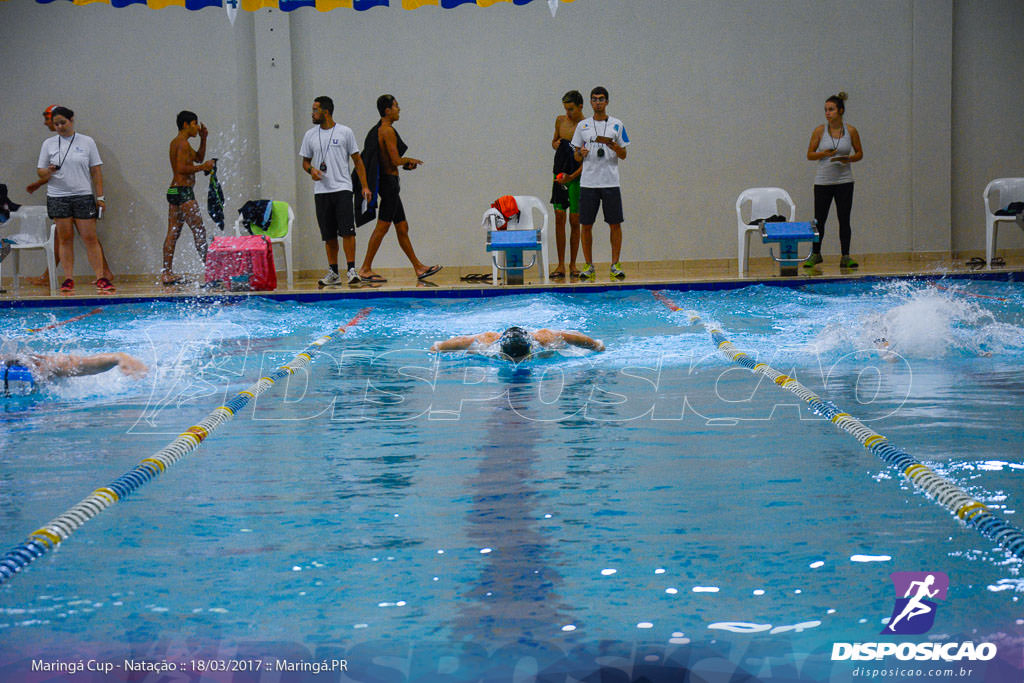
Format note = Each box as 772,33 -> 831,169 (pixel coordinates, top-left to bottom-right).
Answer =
983,178 -> 1024,269
1,206 -> 57,295
232,200 -> 295,289
735,187 -> 796,277
489,195 -> 550,286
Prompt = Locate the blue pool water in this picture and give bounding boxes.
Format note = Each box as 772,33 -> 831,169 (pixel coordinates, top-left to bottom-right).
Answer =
0,279 -> 1022,681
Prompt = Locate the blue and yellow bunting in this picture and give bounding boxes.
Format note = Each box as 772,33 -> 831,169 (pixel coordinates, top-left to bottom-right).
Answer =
15,0 -> 574,11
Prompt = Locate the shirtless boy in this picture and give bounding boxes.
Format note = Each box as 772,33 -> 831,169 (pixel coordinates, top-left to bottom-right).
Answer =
358,95 -> 441,283
550,90 -> 585,279
163,110 -> 214,285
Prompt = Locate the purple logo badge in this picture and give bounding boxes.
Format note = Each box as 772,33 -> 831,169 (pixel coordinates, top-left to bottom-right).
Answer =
882,571 -> 949,635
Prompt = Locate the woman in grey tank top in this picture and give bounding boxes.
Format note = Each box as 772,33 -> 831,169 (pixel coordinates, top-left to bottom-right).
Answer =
804,92 -> 863,269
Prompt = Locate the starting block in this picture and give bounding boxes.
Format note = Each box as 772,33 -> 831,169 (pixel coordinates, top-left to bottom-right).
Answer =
759,220 -> 820,276
487,229 -> 542,285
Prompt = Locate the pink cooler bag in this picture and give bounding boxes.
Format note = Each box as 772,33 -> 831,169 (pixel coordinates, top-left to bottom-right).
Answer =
205,235 -> 277,291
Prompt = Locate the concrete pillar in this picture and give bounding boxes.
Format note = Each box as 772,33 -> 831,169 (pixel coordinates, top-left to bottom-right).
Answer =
253,8 -> 297,206
910,0 -> 953,254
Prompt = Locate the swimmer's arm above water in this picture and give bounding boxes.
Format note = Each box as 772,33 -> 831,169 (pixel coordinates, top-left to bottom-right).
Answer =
34,352 -> 148,378
430,332 -> 499,352
534,329 -> 604,352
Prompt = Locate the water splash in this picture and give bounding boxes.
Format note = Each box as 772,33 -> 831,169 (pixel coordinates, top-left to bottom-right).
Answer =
810,281 -> 1022,359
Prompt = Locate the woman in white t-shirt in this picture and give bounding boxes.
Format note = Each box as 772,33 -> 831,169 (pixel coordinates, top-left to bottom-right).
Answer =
36,106 -> 113,293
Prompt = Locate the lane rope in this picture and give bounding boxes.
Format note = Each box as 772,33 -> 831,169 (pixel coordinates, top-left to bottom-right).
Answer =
26,307 -> 103,333
651,290 -> 1024,560
0,308 -> 370,585
929,283 -> 1007,302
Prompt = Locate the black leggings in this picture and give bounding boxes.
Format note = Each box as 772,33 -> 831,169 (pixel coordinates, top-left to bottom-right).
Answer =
813,182 -> 854,255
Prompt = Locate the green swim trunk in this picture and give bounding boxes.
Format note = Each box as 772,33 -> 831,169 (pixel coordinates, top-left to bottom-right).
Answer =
552,175 -> 581,214
166,186 -> 196,206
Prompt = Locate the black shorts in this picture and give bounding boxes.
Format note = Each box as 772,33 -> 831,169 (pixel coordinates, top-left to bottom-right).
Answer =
377,174 -> 406,225
579,186 -> 624,225
167,186 -> 196,206
47,194 -> 97,220
314,190 -> 355,240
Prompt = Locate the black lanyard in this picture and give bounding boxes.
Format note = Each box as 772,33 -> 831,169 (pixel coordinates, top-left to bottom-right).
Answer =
317,125 -> 335,172
828,124 -> 845,151
56,133 -> 76,169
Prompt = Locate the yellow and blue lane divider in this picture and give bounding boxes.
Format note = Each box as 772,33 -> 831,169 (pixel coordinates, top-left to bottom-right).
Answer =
0,308 -> 370,585
650,290 -> 1024,560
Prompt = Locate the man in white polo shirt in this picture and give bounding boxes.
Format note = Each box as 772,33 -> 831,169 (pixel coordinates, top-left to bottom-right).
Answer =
571,86 -> 630,281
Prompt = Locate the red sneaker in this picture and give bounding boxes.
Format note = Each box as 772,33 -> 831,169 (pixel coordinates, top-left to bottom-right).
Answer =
60,278 -> 74,293
96,277 -> 116,293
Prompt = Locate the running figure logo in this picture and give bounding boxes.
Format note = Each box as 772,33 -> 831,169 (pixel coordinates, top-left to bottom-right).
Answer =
882,571 -> 949,635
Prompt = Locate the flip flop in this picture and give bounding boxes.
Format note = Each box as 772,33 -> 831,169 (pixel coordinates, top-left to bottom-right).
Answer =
460,273 -> 492,282
417,265 -> 442,280
360,273 -> 388,283
549,270 -> 566,280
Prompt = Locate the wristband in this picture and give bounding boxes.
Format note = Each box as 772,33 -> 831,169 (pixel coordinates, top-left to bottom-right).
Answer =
96,195 -> 105,201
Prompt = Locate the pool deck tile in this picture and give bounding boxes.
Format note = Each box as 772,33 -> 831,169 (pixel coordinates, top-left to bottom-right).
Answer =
1,253 -> 1020,305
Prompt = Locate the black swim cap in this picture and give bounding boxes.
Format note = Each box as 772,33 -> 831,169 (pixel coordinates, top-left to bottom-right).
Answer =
499,327 -> 531,360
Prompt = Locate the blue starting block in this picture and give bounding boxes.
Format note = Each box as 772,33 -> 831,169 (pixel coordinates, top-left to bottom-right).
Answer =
487,229 -> 542,285
759,220 -> 820,276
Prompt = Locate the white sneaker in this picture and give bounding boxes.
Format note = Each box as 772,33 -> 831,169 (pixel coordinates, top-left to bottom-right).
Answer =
347,267 -> 361,285
318,269 -> 342,286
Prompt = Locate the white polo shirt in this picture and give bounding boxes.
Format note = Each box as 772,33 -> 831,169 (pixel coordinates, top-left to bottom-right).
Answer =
571,116 -> 630,188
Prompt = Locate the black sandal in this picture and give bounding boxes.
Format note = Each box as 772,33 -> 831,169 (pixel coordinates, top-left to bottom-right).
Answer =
966,257 -> 991,270
460,273 -> 493,283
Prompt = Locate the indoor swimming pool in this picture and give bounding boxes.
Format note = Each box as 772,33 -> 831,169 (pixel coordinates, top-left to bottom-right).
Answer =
0,278 -> 1022,681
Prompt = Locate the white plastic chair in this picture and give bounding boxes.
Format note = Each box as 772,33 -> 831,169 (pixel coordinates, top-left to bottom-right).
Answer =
735,188 -> 796,277
489,195 -> 550,286
1,206 -> 57,295
983,178 -> 1024,269
232,201 -> 294,289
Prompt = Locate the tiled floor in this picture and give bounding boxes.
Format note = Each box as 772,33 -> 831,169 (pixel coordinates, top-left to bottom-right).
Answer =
1,253 -> 1018,303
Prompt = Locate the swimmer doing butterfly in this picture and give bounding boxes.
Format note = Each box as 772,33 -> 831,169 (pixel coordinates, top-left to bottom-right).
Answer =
430,327 -> 604,362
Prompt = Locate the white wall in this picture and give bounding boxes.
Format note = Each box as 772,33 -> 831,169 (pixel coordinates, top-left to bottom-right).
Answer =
288,0 -> 920,268
951,0 -> 1024,254
0,0 -> 1020,277
0,2 -> 260,278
